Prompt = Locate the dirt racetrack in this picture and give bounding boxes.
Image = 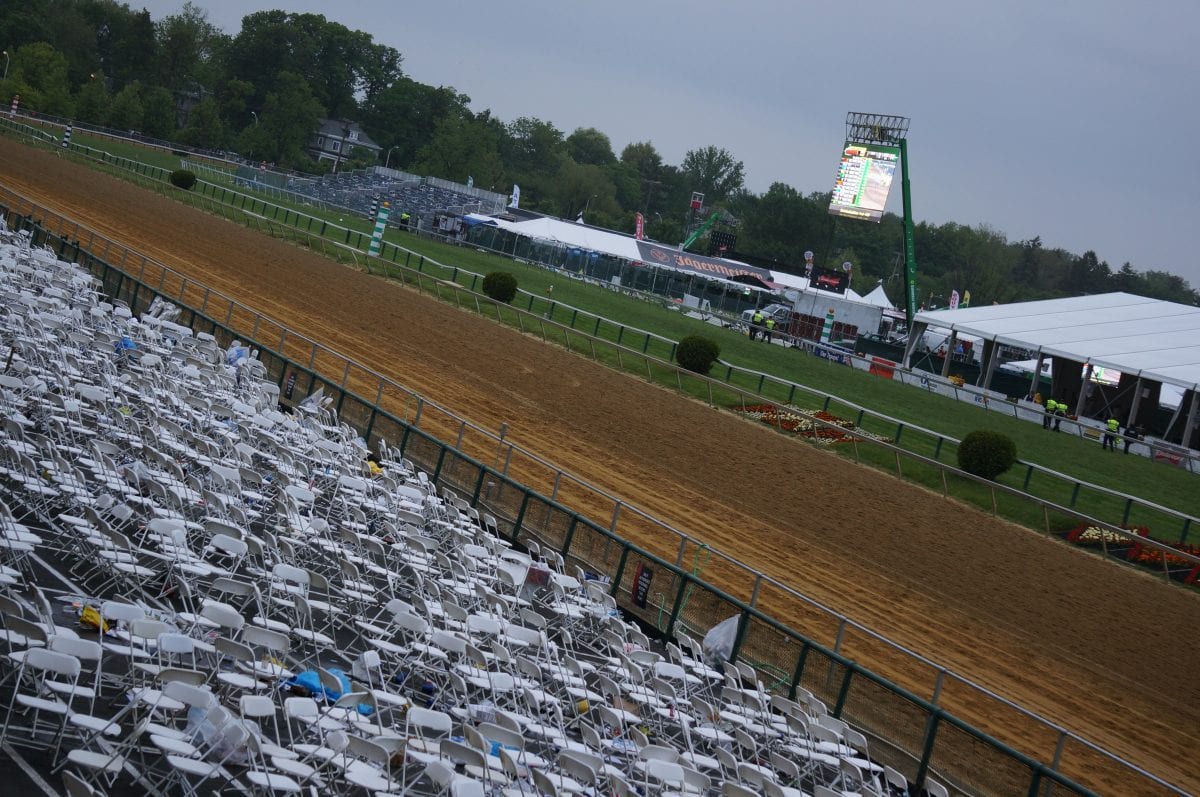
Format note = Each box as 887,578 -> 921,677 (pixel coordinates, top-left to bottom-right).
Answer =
3,138 -> 1198,795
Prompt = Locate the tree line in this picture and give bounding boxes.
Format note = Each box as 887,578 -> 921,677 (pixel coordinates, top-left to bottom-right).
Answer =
1,1 -> 1195,307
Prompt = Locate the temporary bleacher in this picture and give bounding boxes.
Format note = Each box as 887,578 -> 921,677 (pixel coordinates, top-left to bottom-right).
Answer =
304,169 -> 507,223
0,218 -> 923,796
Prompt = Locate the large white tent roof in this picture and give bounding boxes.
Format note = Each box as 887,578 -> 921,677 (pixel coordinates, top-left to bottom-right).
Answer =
915,292 -> 1200,390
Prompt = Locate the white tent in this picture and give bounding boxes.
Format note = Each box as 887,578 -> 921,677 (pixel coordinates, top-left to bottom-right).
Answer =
910,292 -> 1200,391
861,283 -> 895,309
501,217 -> 641,260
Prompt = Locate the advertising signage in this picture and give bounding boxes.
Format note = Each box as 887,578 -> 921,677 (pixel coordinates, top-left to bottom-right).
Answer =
828,141 -> 900,222
635,241 -> 772,285
809,266 -> 849,294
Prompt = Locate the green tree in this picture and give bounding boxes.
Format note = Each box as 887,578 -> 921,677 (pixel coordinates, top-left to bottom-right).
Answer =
681,145 -> 745,204
242,70 -> 324,168
10,42 -> 74,116
226,11 -> 400,120
621,141 -> 667,214
73,70 -> 110,125
501,116 -> 566,210
549,160 -> 618,221
413,113 -> 504,188
566,126 -> 616,166
141,85 -> 176,137
106,8 -> 157,89
362,77 -> 470,169
176,95 -> 225,148
154,1 -> 227,93
108,81 -> 144,131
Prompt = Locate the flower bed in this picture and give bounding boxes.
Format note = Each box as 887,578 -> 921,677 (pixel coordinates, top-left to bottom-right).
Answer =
733,404 -> 887,445
1063,523 -> 1200,585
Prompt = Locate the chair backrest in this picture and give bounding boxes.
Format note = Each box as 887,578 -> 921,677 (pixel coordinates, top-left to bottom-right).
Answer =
644,758 -> 685,786
61,771 -> 99,797
100,601 -> 145,624
163,680 -> 215,709
407,706 -> 452,736
48,635 -> 102,661
201,601 -> 244,632
284,696 -> 319,720
531,768 -> 561,797
156,632 -> 196,656
639,744 -> 679,763
924,778 -> 950,797
476,721 -> 524,751
241,624 -> 290,653
723,780 -> 759,797
884,764 -> 910,791
239,693 -> 276,719
25,647 -> 81,677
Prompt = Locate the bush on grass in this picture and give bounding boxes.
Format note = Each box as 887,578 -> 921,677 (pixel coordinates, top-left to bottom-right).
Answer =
675,335 -> 721,375
169,169 -> 197,190
482,271 -> 518,303
957,429 -> 1017,480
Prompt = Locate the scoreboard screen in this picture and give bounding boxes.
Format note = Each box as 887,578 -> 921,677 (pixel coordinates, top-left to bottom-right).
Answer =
828,141 -> 900,222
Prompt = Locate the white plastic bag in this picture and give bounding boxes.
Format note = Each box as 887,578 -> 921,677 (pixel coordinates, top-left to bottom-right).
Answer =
702,615 -> 740,665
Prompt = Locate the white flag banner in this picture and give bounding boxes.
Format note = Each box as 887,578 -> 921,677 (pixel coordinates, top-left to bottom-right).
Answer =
949,289 -> 961,310
510,184 -> 521,208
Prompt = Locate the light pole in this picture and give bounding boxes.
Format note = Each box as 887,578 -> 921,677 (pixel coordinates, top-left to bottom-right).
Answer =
582,194 -> 597,219
250,111 -> 258,125
384,145 -> 397,170
2,51 -> 9,82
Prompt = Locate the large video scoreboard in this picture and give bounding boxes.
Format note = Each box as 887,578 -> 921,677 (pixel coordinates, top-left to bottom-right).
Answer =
828,141 -> 900,222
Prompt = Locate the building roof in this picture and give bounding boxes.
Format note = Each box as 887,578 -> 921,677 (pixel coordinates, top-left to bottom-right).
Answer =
313,118 -> 381,151
915,292 -> 1200,390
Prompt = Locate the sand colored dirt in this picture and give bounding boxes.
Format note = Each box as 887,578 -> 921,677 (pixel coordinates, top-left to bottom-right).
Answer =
3,138 -> 1197,795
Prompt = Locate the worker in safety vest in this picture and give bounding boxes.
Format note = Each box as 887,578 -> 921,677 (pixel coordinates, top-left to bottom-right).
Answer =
1102,416 -> 1120,451
1042,399 -> 1055,430
1053,401 -> 1067,432
750,310 -> 764,341
764,317 -> 776,343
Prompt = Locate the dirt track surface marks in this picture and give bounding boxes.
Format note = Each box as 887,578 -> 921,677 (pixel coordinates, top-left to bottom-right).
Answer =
3,138 -> 1198,795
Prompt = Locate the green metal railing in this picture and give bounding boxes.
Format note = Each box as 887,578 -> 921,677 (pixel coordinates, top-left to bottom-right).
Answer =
3,185 -> 1190,796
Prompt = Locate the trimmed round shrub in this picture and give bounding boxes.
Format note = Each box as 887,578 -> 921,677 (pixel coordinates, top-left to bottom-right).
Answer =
957,430 -> 1017,480
482,271 -> 518,303
169,169 -> 197,190
675,335 -> 721,375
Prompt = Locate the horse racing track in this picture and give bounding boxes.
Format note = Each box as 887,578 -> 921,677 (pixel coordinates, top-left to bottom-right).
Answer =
2,136 -> 1198,795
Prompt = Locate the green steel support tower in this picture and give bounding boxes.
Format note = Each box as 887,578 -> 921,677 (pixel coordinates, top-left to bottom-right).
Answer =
835,113 -> 916,324
899,135 -> 918,325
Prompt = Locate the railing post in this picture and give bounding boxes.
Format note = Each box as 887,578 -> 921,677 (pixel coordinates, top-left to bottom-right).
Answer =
913,710 -> 942,793
509,490 -> 531,544
787,642 -> 812,700
665,575 -> 693,639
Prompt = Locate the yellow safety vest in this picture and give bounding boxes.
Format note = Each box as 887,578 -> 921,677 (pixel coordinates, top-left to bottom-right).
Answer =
1106,418 -> 1119,432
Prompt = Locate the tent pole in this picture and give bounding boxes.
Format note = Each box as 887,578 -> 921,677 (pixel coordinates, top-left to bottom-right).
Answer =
1029,351 -> 1045,400
1125,374 -> 1144,428
1182,389 -> 1200,451
940,331 -> 957,378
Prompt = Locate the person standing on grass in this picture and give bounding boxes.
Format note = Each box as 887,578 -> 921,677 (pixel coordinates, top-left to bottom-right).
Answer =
1102,416 -> 1120,451
1043,398 -> 1056,430
764,317 -> 776,343
750,309 -> 763,341
1123,424 -> 1142,454
1053,401 -> 1067,432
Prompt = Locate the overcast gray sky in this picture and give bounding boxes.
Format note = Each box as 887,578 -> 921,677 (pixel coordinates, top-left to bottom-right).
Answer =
138,0 -> 1200,287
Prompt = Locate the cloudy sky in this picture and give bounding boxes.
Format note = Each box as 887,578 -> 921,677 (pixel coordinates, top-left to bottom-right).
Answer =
138,0 -> 1200,287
